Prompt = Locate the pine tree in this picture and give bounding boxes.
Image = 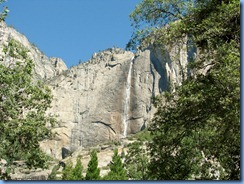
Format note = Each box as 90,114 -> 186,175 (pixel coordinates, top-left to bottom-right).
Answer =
71,156 -> 84,180
62,161 -> 73,180
62,157 -> 84,180
85,149 -> 100,180
103,149 -> 128,180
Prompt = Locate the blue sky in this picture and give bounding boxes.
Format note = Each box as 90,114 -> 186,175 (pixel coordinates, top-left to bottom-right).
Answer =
4,0 -> 141,68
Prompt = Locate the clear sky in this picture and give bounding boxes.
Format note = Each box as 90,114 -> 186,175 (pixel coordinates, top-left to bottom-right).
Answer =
4,0 -> 141,68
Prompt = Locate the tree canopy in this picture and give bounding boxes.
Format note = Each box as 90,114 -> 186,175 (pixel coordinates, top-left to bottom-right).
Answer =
124,141 -> 149,180
127,0 -> 240,180
127,0 -> 195,50
0,38 -> 57,171
0,2 -> 57,179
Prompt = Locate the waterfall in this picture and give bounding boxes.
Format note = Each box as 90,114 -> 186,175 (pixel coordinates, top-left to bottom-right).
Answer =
122,56 -> 134,137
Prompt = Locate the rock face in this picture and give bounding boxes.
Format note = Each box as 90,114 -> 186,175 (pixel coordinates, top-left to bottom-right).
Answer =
42,44 -> 188,159
0,22 -> 189,160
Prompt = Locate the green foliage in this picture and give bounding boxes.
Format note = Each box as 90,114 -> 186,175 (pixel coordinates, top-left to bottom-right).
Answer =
62,161 -> 73,180
131,129 -> 153,142
85,150 -> 100,180
0,0 -> 8,22
62,157 -> 84,180
127,0 -> 195,50
127,0 -> 240,180
124,141 -> 149,180
103,149 -> 128,180
71,157 -> 84,180
148,43 -> 240,179
0,39 -> 56,170
106,140 -> 121,146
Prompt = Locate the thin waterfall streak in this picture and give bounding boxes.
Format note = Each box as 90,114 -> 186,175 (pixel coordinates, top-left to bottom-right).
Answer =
123,56 -> 134,137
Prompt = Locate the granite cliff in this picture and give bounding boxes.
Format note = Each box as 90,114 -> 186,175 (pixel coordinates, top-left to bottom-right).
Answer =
0,22 -> 189,159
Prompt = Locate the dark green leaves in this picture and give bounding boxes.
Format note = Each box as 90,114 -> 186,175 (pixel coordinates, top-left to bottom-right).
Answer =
127,0 -> 240,180
124,141 -> 149,180
0,39 -> 56,171
127,0 -> 194,50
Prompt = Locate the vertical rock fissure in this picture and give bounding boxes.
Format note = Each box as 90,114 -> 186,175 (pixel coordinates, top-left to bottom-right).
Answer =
123,56 -> 134,137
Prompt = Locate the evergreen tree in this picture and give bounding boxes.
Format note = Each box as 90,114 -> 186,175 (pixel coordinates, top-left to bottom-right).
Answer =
85,150 -> 100,180
103,149 -> 128,180
62,157 -> 84,180
62,161 -> 73,180
71,156 -> 84,180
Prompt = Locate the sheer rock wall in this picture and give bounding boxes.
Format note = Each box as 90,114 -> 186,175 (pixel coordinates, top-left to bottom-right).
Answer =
0,23 -> 189,159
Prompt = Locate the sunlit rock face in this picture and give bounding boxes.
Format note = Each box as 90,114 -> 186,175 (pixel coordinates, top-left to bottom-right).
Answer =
42,44 -> 188,159
0,23 -> 189,159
